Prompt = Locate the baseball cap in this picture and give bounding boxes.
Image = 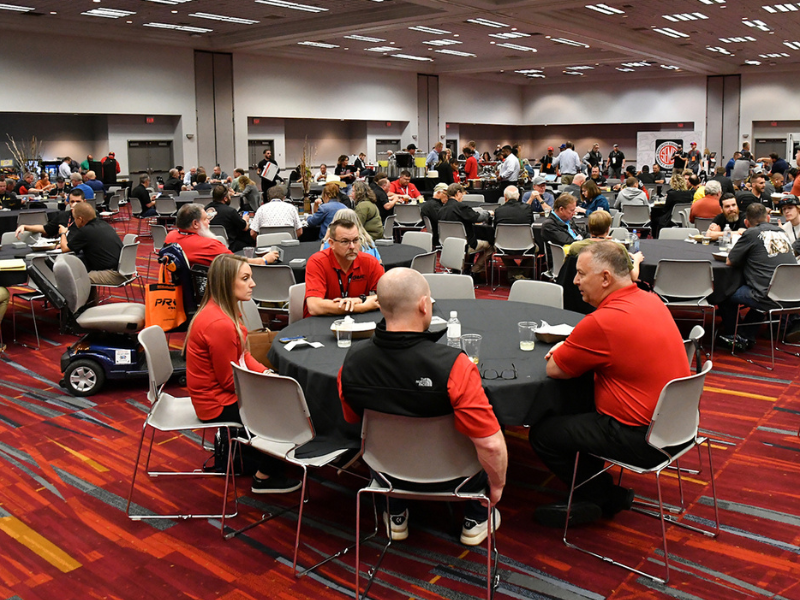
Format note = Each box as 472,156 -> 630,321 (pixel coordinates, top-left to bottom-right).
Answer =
109,152 -> 115,156
532,175 -> 548,186
547,146 -> 554,151
690,142 -> 697,146
433,182 -> 448,193
406,143 -> 417,150
613,143 -> 619,147
778,195 -> 800,208
559,144 -> 566,150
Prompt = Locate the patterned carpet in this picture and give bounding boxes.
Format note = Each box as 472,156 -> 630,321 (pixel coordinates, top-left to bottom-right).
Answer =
1,231 -> 800,600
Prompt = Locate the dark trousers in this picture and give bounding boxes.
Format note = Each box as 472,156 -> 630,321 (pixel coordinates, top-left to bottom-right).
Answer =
201,403 -> 285,476
529,411 -> 667,510
719,284 -> 766,339
374,469 -> 489,522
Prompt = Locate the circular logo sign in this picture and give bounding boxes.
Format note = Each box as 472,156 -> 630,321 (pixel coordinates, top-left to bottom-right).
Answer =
656,141 -> 679,169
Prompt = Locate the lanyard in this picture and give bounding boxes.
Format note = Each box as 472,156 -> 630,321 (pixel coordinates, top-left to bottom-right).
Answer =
553,212 -> 578,239
336,270 -> 354,298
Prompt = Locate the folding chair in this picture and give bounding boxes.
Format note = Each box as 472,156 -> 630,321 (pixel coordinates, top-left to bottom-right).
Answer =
401,230 -> 433,252
11,255 -> 55,350
658,227 -> 700,240
126,326 -> 242,528
257,232 -> 292,247
91,242 -> 144,303
693,217 -> 714,234
146,224 -> 169,281
439,237 -> 467,273
490,223 -> 536,289
410,250 -> 436,274
394,203 -> 423,228
250,265 -> 296,324
423,273 -> 475,300
508,279 -> 563,308
210,225 -> 228,245
563,361 -> 718,584
259,225 -> 297,239
545,242 -> 565,281
288,282 -> 306,324
356,411 -> 499,600
383,214 -> 395,240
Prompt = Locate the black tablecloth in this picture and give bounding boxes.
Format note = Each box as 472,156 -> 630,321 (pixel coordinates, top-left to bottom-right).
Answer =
263,241 -> 423,283
268,299 -> 591,456
463,188 -> 504,204
0,245 -> 34,287
0,209 -> 59,236
638,239 -> 741,304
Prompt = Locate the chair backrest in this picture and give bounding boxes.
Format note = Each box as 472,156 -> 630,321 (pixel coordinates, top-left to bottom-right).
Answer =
239,299 -> 263,332
250,264 -> 296,304
621,204 -> 650,226
548,242 -> 565,277
85,199 -> 97,210
508,280 -> 564,308
123,233 -> 138,245
647,361 -> 712,450
361,410 -> 482,484
401,231 -> 433,252
29,254 -> 57,287
106,194 -> 120,211
658,227 -> 700,240
409,250 -> 436,274
156,197 -> 177,215
1,231 -> 19,245
209,225 -> 228,243
767,263 -> 800,305
679,208 -> 691,228
462,194 -> 484,203
394,203 -> 422,226
671,202 -> 693,223
684,325 -> 705,367
151,224 -> 168,251
138,325 -> 175,403
693,216 -> 714,234
383,214 -> 395,239
179,190 -> 200,199
288,282 -> 306,324
128,196 -> 143,214
494,223 -> 535,253
159,189 -> 176,197
439,237 -> 467,272
258,225 -> 297,239
257,232 -> 291,247
609,227 -> 628,241
232,364 -> 315,448
53,254 -> 91,313
653,260 -> 714,300
438,220 -> 467,243
611,211 -> 623,228
117,243 -> 139,277
17,211 -> 48,227
423,273 -> 475,300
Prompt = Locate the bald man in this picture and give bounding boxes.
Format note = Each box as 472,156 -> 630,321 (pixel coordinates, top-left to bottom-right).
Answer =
338,268 -> 507,546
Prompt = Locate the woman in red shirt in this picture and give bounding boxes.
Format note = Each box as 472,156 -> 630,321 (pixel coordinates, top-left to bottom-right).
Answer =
185,254 -> 300,494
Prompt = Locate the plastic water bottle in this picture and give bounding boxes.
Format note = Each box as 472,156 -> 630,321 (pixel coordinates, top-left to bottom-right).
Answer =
630,229 -> 640,253
721,224 -> 732,252
447,311 -> 461,349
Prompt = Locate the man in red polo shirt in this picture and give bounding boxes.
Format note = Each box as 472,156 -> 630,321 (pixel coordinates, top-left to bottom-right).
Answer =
530,241 -> 689,527
388,170 -> 421,200
165,203 -> 278,266
304,219 -> 384,318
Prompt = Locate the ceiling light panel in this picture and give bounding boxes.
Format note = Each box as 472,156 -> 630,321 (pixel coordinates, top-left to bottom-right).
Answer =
743,19 -> 771,31
497,43 -> 537,52
489,32 -> 530,39
515,69 -> 543,74
551,37 -> 590,47
763,3 -> 800,12
661,64 -> 681,69
408,26 -> 451,34
663,12 -> 708,21
144,22 -> 211,32
0,3 -> 34,10
760,51 -> 790,57
82,8 -> 136,18
698,0 -> 725,3
616,67 -> 635,72
745,59 -> 762,64
621,61 -> 652,67
466,18 -> 508,27
189,12 -> 258,24
707,46 -> 732,54
719,36 -> 757,42
297,41 -> 338,48
784,40 -> 800,49
566,65 -> 594,70
391,54 -> 433,61
424,39 -> 461,46
344,34 -> 385,42
436,49 -> 476,57
585,4 -> 625,15
255,0 -> 327,13
364,46 -> 396,52
144,0 -> 193,4
653,27 -> 690,38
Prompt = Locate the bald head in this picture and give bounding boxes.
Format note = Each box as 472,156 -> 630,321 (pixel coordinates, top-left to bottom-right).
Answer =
377,268 -> 431,330
572,173 -> 586,186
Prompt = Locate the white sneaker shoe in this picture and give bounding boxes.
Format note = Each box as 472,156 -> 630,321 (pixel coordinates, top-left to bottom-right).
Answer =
460,508 -> 500,546
382,509 -> 409,541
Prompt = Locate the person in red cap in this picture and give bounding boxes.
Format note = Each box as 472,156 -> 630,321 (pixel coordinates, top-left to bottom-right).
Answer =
540,146 -> 556,174
100,151 -> 120,185
687,142 -> 702,175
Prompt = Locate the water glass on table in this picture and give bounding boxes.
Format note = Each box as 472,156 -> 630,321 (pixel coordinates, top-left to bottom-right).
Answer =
518,321 -> 538,351
461,334 -> 482,364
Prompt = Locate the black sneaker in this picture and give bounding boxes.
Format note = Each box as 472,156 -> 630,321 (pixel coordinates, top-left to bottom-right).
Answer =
534,500 -> 602,528
251,475 -> 302,494
601,486 -> 635,518
717,334 -> 748,352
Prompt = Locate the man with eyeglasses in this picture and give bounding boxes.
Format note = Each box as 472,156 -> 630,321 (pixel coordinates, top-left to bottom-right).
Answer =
16,188 -> 85,241
338,267 -> 507,546
304,219 -> 384,318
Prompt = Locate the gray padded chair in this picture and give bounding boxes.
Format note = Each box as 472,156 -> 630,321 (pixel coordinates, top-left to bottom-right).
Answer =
423,273 -> 475,300
258,225 -> 297,239
256,232 -> 291,247
251,264 -> 296,307
288,283 -> 306,324
401,231 -> 433,252
508,280 -> 564,309
410,250 -> 436,274
658,227 -> 699,240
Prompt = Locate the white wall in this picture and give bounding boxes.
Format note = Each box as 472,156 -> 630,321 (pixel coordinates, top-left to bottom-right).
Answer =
741,72 -> 800,145
440,76 -> 523,128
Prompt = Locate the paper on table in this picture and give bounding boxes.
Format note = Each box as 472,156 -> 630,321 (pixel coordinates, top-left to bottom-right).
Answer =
537,321 -> 574,336
285,339 -> 324,351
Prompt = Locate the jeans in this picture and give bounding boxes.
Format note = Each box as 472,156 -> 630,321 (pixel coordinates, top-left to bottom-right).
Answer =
719,285 -> 767,339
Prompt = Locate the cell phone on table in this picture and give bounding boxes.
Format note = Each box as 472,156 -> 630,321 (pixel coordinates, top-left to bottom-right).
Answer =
279,335 -> 307,344
242,211 -> 249,216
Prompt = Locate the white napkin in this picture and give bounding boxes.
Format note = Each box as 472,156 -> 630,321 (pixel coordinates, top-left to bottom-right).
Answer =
538,321 -> 574,336
285,339 -> 324,351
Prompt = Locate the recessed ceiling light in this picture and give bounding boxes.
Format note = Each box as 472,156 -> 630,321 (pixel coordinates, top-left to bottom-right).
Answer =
189,12 -> 258,24
344,34 -> 385,42
0,3 -> 34,12
563,71 -> 584,75
297,41 -> 338,48
698,0 -> 725,3
408,26 -> 450,34
653,27 -> 690,38
743,19 -> 771,31
171,10 -> 178,13
663,12 -> 707,21
497,43 -> 537,52
436,49 -> 476,57
566,66 -> 594,70
621,61 -> 652,67
489,32 -> 530,39
745,59 -> 762,64
661,64 -> 681,69
82,8 -> 136,18
707,46 -> 733,54
784,40 -> 800,49
763,3 -> 800,12
526,73 -> 546,78
759,51 -> 789,57
616,67 -> 635,72
391,53 -> 434,61
144,22 -> 212,33
424,39 -> 461,46
719,36 -> 756,42
144,0 -> 192,4
585,4 -> 625,15
255,0 -> 327,13
50,11 -> 57,14
466,18 -> 508,27
364,46 -> 396,52
515,69 -> 543,74
551,37 -> 590,47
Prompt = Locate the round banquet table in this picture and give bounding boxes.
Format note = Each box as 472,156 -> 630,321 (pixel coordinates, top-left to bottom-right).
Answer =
267,241 -> 423,283
268,299 -> 592,457
0,208 -> 59,236
637,239 -> 741,305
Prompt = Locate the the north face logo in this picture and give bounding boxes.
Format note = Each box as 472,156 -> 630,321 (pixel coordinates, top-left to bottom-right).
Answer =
416,377 -> 433,388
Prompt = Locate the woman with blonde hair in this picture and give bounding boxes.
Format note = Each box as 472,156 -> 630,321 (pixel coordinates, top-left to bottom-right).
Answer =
351,181 -> 384,240
235,174 -> 260,212
658,170 -> 695,232
185,254 -> 300,494
320,207 -> 382,262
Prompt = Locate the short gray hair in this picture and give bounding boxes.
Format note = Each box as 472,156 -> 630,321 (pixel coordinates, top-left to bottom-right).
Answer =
176,203 -> 204,230
70,173 -> 82,183
139,174 -> 150,185
578,240 -> 630,278
504,186 -> 520,201
704,180 -> 722,196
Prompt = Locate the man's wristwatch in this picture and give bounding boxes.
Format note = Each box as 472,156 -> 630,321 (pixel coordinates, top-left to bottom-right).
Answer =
359,294 -> 367,303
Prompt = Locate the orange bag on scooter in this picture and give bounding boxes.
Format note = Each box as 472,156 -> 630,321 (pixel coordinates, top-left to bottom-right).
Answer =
145,263 -> 187,331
